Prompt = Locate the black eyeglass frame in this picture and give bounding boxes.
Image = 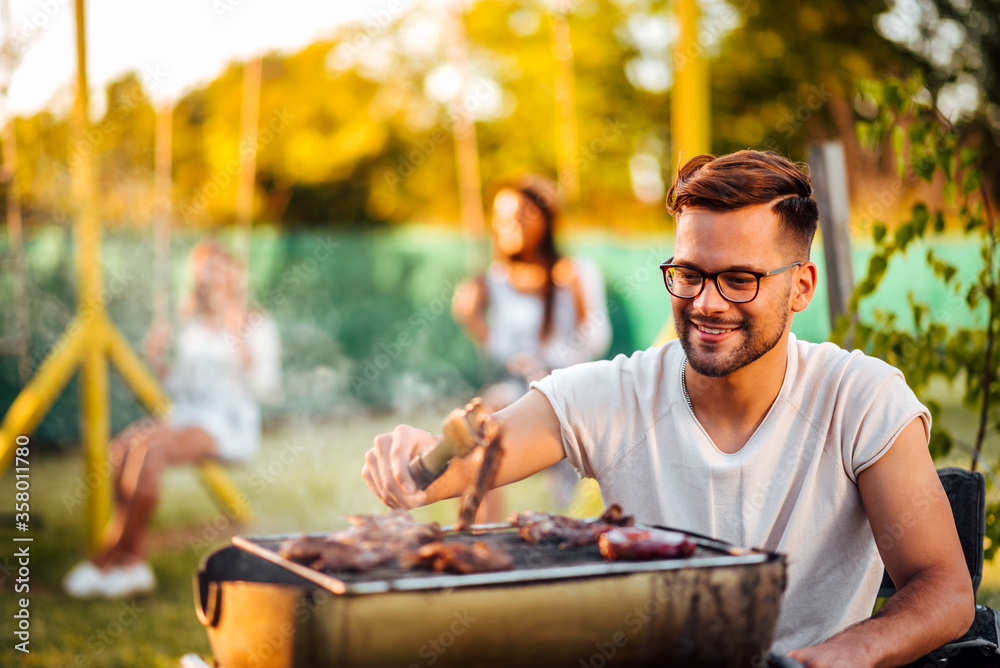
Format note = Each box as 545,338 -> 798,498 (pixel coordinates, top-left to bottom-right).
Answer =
659,257 -> 802,304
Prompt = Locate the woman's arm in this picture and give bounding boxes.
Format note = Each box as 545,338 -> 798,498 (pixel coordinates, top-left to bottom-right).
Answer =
142,321 -> 171,379
451,275 -> 490,344
553,258 -> 612,363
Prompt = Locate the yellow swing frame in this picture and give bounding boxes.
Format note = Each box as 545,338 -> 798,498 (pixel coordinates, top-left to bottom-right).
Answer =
0,0 -> 250,552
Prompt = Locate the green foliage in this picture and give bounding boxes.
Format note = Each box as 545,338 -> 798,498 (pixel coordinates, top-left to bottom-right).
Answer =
832,73 -> 1000,556
711,0 -> 927,160
8,0 -> 674,230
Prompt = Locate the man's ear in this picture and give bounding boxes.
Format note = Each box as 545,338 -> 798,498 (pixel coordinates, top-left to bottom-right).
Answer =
790,261 -> 818,313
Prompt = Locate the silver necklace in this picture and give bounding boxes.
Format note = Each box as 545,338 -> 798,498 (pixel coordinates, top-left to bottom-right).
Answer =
680,357 -> 694,413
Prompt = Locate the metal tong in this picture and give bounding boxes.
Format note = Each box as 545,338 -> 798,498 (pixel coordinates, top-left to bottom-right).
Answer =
408,398 -> 496,490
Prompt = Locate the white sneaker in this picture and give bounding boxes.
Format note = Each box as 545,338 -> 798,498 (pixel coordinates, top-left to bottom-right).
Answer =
99,562 -> 157,598
63,560 -> 105,598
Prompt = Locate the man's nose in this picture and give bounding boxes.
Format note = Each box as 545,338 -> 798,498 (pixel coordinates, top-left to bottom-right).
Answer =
692,278 -> 730,313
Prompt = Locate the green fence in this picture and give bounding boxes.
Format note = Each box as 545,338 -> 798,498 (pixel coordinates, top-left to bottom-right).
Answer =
0,225 -> 985,446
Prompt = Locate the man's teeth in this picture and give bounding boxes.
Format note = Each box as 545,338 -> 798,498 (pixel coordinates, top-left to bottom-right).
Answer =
697,324 -> 735,335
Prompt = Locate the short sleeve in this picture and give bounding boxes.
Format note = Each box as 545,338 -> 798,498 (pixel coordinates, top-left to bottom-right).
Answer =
530,353 -> 644,479
838,358 -> 930,482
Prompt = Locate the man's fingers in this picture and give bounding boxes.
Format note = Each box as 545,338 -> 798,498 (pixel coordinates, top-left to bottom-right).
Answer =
362,449 -> 394,507
363,426 -> 437,510
389,426 -> 418,495
370,435 -> 408,508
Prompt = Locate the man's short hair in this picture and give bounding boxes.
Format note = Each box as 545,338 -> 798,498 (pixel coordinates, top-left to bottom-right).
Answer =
665,150 -> 820,259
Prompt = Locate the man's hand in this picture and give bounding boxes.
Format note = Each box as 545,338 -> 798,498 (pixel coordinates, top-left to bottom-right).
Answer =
362,389 -> 567,510
786,636 -> 874,667
363,425 -> 437,509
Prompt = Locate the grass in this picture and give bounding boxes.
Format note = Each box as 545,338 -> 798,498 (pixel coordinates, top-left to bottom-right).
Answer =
0,408 -> 577,667
0,399 -> 997,666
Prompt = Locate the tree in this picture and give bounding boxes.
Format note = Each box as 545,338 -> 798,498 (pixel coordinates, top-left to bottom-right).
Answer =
832,73 -> 999,553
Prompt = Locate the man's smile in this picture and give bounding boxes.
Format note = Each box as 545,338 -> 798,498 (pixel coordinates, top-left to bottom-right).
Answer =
693,323 -> 740,335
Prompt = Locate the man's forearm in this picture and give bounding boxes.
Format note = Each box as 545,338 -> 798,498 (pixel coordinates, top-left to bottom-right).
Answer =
422,454 -> 476,505
791,570 -> 973,667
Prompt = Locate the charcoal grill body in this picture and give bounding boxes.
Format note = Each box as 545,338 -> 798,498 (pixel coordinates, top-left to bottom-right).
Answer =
196,527 -> 787,668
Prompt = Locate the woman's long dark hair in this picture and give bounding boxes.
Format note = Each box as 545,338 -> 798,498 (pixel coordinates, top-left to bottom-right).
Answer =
495,174 -> 563,343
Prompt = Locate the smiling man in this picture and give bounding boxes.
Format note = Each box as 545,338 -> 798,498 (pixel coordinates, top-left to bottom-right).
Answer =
362,150 -> 973,666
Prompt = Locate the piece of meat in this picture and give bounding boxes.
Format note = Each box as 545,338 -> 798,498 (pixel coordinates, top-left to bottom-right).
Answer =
338,512 -> 445,551
598,527 -> 697,560
400,540 -> 514,574
278,511 -> 444,572
508,504 -> 634,548
456,423 -> 504,531
279,535 -> 391,572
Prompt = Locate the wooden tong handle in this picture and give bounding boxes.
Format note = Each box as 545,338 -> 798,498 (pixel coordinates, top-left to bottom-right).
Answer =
408,399 -> 492,490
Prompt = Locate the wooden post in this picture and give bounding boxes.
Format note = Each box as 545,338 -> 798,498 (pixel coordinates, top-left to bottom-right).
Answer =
153,99 -> 173,330
809,142 -> 854,336
0,0 -> 31,385
1,112 -> 30,385
447,1 -> 485,273
550,1 -> 580,214
236,54 -> 262,297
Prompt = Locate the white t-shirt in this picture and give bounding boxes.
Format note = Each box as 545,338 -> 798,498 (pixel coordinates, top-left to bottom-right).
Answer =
167,315 -> 282,462
485,257 -> 611,371
531,334 -> 929,654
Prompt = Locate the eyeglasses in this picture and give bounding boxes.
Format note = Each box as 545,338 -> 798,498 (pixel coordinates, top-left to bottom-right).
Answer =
659,258 -> 801,304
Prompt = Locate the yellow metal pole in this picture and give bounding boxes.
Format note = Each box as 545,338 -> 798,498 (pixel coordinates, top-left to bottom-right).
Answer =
196,462 -> 253,523
656,0 -> 710,346
670,0 -> 710,169
81,325 -> 110,551
0,0 -> 251,548
0,318 -> 92,470
550,1 -> 580,213
72,0 -> 113,550
103,317 -> 170,414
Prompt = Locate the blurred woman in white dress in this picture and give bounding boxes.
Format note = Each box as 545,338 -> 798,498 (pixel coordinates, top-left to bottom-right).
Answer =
64,241 -> 281,598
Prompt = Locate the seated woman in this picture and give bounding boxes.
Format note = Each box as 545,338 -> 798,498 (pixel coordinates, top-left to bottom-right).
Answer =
63,240 -> 281,598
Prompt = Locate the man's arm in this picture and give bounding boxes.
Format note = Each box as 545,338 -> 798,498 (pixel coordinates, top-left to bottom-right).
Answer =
362,388 -> 566,509
787,417 -> 974,667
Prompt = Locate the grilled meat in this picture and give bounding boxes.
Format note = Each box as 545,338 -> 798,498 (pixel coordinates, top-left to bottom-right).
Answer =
399,540 -> 514,574
598,527 -> 697,560
456,424 -> 504,531
278,511 -> 444,572
508,504 -> 634,548
278,535 -> 391,572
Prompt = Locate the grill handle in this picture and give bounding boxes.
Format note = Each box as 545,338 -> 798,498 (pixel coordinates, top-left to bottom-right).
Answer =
195,580 -> 224,629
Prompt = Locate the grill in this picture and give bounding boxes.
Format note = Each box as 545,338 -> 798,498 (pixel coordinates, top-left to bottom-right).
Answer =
196,522 -> 787,667
232,524 -> 770,594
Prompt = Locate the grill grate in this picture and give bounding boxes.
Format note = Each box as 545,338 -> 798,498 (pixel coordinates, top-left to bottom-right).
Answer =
232,524 -> 753,595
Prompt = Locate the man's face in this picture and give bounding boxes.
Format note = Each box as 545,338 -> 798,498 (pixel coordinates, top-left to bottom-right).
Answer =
671,204 -> 807,378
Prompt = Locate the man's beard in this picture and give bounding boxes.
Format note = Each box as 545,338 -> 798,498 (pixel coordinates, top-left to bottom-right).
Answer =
675,307 -> 789,378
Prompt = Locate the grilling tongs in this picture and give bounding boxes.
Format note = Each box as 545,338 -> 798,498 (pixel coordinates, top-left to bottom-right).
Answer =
408,398 -> 497,490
